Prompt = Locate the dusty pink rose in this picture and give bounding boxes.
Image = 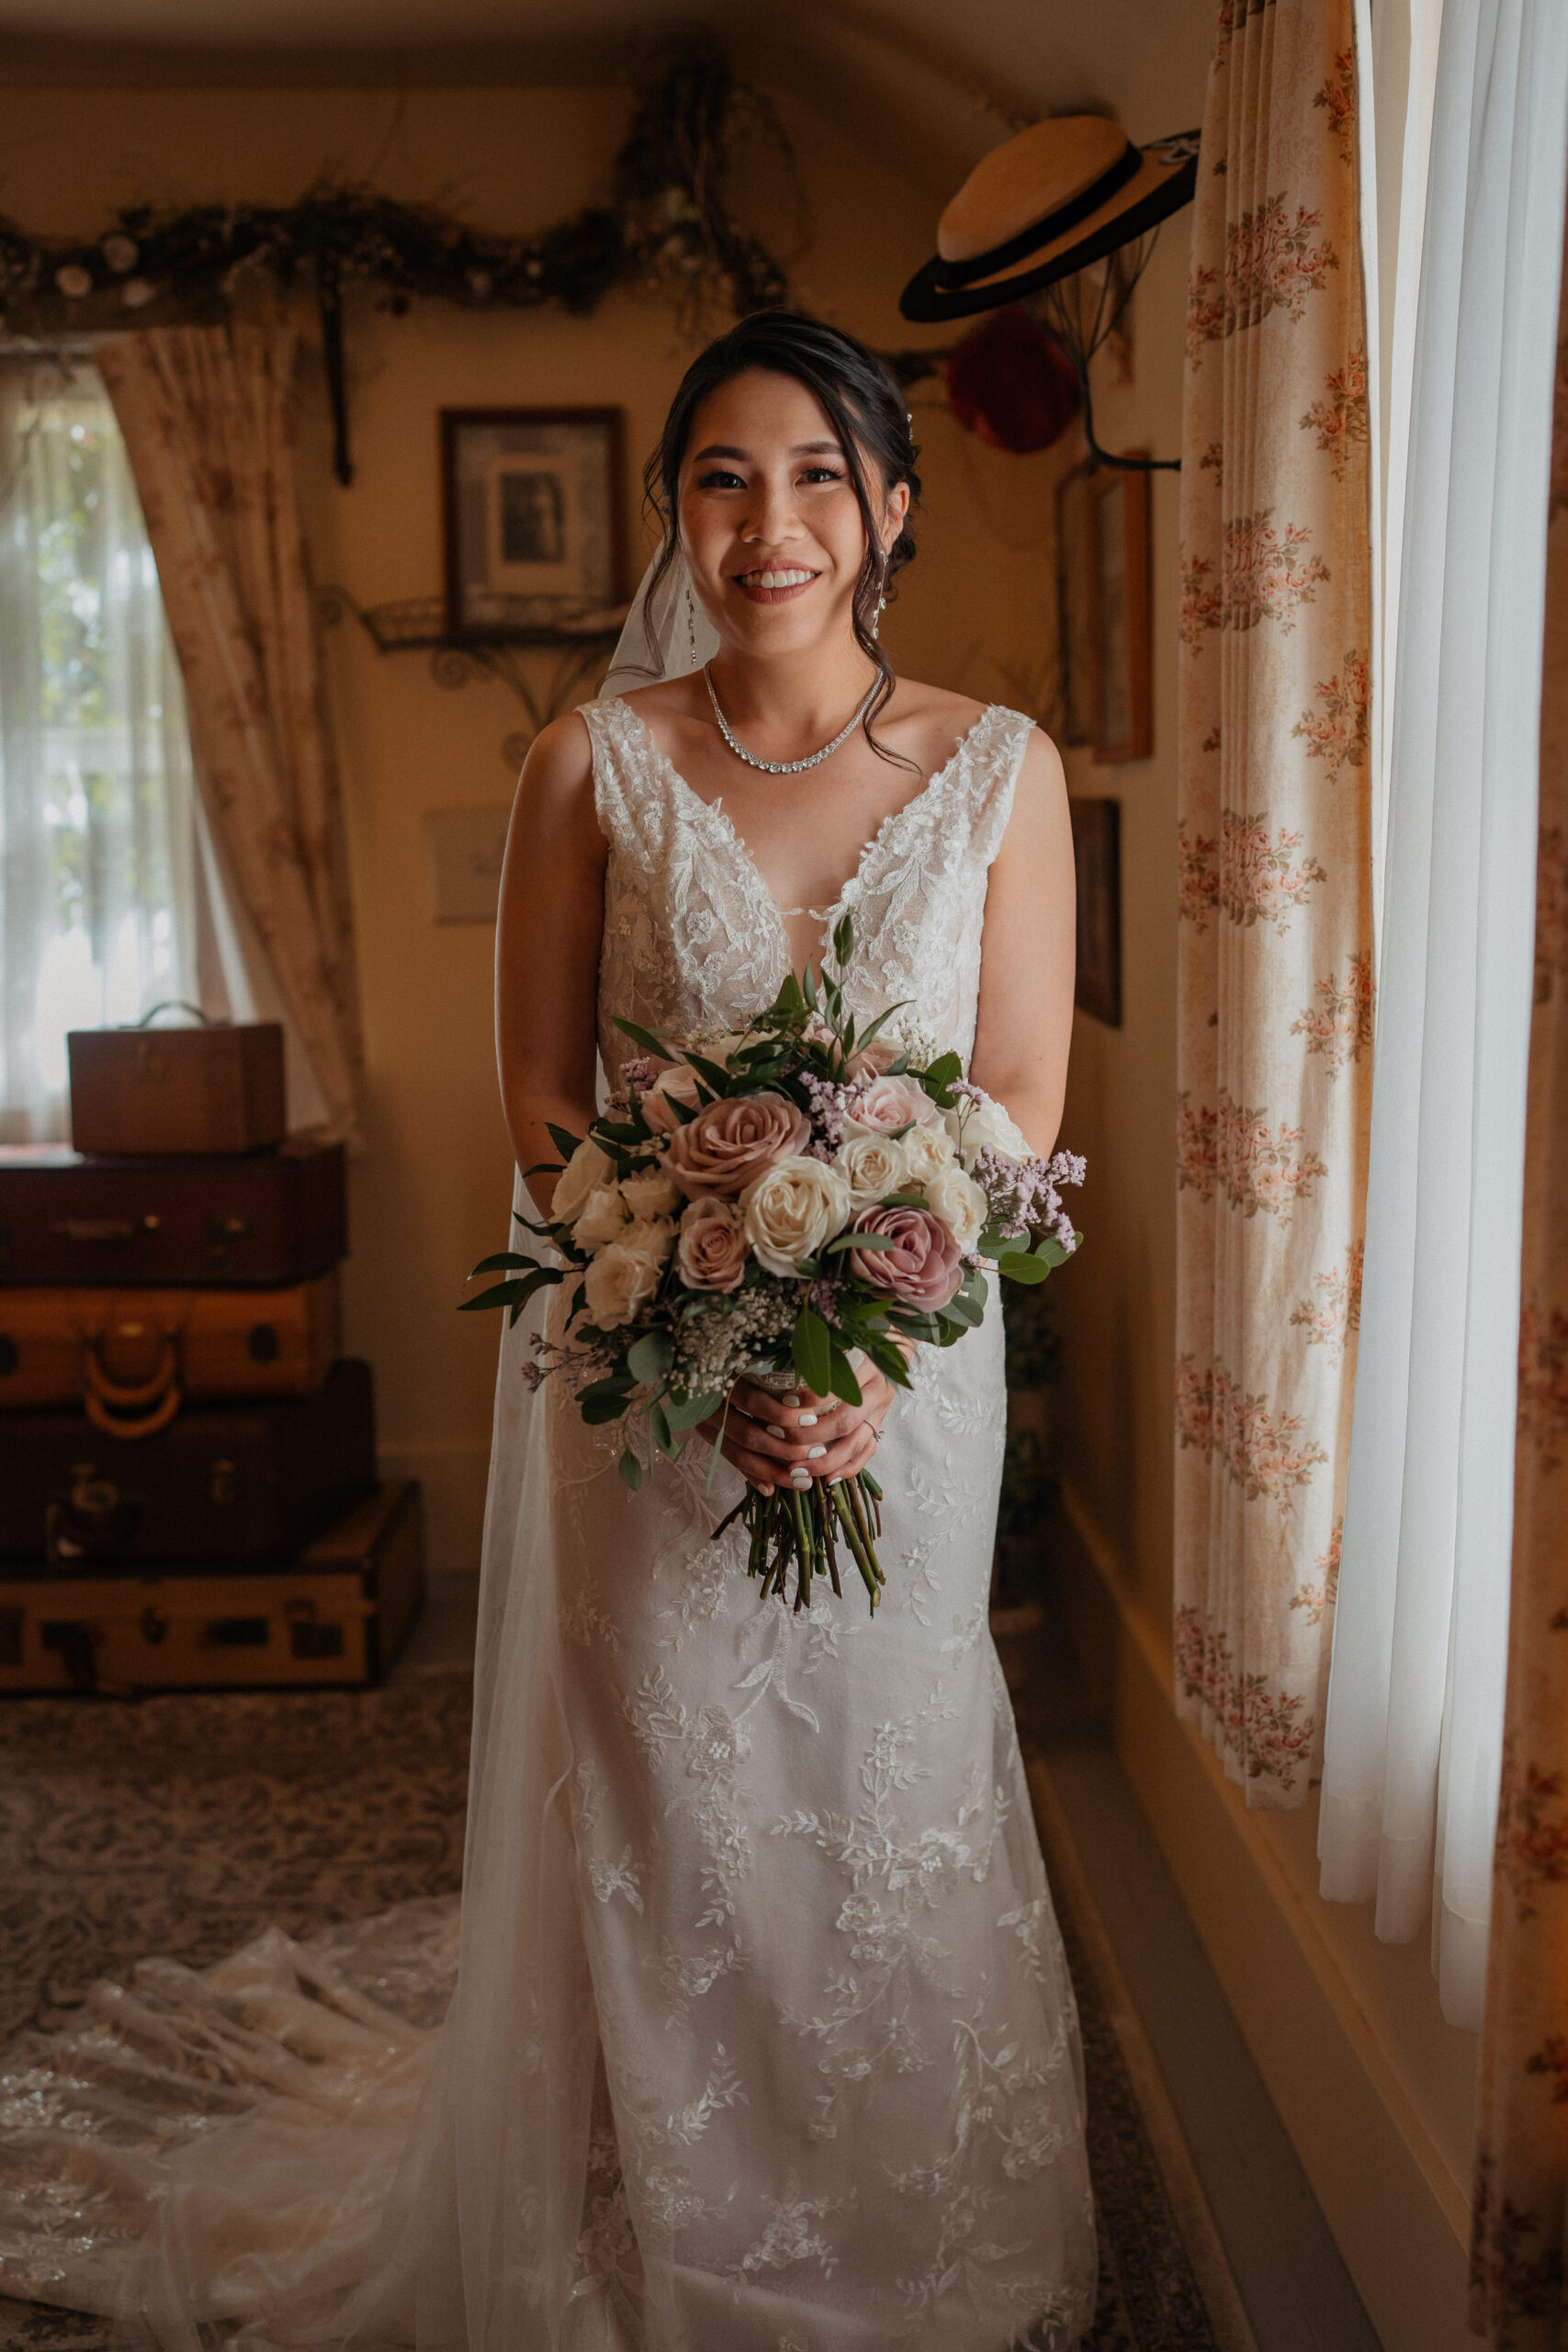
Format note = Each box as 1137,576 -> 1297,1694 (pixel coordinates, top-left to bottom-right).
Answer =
846,1035 -> 901,1081
640,1063 -> 705,1135
842,1073 -> 942,1139
676,1197 -> 748,1291
663,1091 -> 811,1198
848,1204 -> 962,1310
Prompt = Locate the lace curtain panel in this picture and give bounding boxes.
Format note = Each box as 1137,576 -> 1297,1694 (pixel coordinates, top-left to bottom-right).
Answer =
1315,0 -> 1568,2032
0,363 -> 214,1142
1173,0 -> 1375,1806
96,322 -> 363,1145
1469,181 -> 1568,2347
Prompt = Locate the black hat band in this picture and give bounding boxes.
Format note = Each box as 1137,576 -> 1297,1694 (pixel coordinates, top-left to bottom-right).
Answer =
932,138 -> 1145,292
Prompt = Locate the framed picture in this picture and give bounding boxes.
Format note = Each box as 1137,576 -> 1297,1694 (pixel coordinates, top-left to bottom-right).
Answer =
1084,463 -> 1153,762
440,408 -> 628,639
1055,461 -> 1096,748
1068,797 -> 1122,1026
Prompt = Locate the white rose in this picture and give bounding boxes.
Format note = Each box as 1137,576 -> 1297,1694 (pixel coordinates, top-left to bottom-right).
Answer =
900,1123 -> 957,1187
835,1131 -> 908,1206
572,1184 -> 631,1250
620,1167 -> 681,1220
552,1138 -> 615,1225
581,1218 -> 674,1328
740,1156 -> 852,1276
947,1094 -> 1032,1168
925,1166 -> 989,1251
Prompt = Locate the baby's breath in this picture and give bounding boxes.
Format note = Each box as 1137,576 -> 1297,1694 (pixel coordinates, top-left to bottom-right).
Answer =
673,1274 -> 799,1394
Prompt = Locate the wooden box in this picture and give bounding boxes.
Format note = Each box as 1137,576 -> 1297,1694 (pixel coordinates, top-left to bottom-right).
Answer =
0,1483 -> 425,1694
0,1275 -> 340,1429
68,1021 -> 287,1156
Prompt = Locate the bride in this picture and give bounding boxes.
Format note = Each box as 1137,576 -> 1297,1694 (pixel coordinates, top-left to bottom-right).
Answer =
0,312 -> 1094,2352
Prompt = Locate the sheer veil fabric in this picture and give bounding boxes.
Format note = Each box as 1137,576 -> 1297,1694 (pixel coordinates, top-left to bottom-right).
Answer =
0,548 -> 1095,2351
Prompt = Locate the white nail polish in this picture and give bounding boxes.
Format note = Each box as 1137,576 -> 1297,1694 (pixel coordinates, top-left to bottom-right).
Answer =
768,1424 -> 787,1438
782,1392 -> 801,1407
790,1469 -> 810,1487
797,1412 -> 818,1428
807,1444 -> 827,1459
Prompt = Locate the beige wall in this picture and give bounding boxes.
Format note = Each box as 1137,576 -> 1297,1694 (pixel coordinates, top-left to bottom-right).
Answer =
0,78 -> 1063,1566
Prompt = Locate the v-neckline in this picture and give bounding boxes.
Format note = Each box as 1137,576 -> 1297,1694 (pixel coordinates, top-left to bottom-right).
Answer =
611,695 -> 998,957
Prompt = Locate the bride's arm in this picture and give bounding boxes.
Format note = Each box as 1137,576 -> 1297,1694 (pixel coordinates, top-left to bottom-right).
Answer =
495,714 -> 608,1219
967,727 -> 1077,1158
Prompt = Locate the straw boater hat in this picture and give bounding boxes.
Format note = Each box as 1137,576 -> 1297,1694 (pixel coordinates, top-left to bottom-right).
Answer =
899,115 -> 1199,324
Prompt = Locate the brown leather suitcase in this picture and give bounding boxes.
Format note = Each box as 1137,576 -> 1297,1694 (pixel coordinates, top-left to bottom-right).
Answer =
0,1482 -> 425,1694
0,1276 -> 339,1430
0,1359 -> 376,1565
0,1135 -> 346,1286
68,1015 -> 286,1155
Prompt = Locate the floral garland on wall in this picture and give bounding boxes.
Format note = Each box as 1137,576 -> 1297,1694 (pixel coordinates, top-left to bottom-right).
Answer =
0,35 -> 790,482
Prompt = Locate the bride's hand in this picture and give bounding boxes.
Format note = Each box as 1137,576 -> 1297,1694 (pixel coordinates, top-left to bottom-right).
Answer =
698,1364 -> 898,1494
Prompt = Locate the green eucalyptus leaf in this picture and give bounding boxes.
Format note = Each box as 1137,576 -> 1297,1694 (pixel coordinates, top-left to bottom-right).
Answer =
827,1346 -> 863,1408
833,910 -> 855,968
792,1304 -> 832,1397
664,1387 -> 724,1431
611,1014 -> 670,1056
546,1123 -> 582,1161
617,1448 -> 645,1492
468,1250 -> 536,1275
997,1250 -> 1053,1286
626,1329 -> 675,1384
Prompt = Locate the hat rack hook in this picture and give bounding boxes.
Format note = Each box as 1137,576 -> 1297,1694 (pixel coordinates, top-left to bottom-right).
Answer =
1028,233 -> 1179,474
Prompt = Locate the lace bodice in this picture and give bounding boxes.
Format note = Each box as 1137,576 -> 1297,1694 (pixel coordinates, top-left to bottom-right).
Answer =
581,695 -> 1034,1084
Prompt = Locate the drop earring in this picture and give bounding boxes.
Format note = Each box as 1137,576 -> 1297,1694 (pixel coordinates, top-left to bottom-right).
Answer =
685,583 -> 699,668
872,555 -> 888,639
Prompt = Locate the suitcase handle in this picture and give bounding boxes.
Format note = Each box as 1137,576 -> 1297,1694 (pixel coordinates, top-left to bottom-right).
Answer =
130,1001 -> 223,1029
83,1336 -> 184,1439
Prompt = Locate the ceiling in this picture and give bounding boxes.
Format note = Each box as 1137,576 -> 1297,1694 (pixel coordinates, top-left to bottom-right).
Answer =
0,0 -> 1163,198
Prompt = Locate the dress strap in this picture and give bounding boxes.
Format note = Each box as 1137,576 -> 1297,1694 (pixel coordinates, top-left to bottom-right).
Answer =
577,696 -> 663,865
963,705 -> 1036,869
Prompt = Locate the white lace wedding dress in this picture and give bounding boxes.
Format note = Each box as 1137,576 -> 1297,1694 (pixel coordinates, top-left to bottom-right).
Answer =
0,695 -> 1095,2352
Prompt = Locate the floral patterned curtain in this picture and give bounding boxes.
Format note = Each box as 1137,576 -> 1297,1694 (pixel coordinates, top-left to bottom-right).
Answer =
97,323 -> 363,1144
1173,0 -> 1373,1805
1470,231 -> 1568,2351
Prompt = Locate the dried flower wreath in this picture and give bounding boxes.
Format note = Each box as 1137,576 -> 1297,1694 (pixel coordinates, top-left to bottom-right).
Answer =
0,35 -> 790,483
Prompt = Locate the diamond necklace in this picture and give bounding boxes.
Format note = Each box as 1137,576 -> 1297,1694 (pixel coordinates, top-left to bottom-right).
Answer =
704,663 -> 873,775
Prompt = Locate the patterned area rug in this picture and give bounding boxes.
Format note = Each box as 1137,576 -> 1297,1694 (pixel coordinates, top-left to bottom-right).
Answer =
0,1659 -> 1244,2351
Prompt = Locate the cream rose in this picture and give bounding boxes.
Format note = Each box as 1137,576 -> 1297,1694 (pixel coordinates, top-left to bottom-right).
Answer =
571,1184 -> 632,1250
552,1137 -> 615,1225
740,1156 -> 852,1276
948,1093 -> 1032,1167
639,1064 -> 705,1135
835,1131 -> 908,1206
900,1123 -> 958,1187
581,1217 -> 674,1328
924,1166 -> 989,1251
676,1196 -> 749,1292
842,1073 -> 942,1141
620,1167 -> 681,1220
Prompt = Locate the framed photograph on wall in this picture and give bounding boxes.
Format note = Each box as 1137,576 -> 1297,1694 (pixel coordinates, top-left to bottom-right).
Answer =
1084,462 -> 1153,763
1069,796 -> 1122,1026
441,408 -> 628,640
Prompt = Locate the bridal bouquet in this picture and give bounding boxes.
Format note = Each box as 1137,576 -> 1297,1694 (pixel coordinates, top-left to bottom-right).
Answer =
464,915 -> 1083,1614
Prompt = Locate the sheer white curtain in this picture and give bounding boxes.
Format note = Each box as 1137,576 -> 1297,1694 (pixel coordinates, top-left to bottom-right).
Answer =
0,357 -> 231,1143
1317,0 -> 1568,2029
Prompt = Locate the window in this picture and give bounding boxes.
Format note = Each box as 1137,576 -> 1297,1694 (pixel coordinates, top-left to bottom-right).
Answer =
0,359 -> 219,1143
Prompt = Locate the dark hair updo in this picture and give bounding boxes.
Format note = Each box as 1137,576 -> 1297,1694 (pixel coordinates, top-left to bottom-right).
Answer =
640,309 -> 922,763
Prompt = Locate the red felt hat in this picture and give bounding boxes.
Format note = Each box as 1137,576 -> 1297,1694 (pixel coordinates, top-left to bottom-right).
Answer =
943,307 -> 1081,455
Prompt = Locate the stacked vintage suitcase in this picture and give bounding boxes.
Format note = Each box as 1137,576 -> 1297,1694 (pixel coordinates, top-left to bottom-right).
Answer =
0,1012 -> 423,1693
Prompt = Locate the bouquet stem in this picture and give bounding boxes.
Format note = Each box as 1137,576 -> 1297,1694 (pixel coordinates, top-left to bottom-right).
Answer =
737,1474 -> 885,1614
